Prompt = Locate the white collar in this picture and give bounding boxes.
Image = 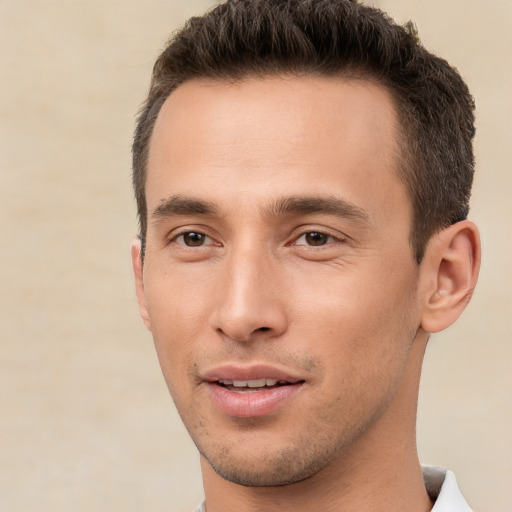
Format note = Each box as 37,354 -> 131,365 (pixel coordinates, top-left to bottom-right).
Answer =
423,465 -> 473,511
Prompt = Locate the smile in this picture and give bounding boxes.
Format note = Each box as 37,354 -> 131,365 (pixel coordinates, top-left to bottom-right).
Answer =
201,364 -> 306,417
217,378 -> 292,392
206,378 -> 304,418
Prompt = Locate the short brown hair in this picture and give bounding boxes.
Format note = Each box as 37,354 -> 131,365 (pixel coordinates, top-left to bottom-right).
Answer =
133,0 -> 475,262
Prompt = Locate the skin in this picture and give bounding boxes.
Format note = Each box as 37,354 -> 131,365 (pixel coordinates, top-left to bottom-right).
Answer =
132,76 -> 480,512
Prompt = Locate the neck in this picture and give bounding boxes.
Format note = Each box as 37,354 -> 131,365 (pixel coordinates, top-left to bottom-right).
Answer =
201,333 -> 433,512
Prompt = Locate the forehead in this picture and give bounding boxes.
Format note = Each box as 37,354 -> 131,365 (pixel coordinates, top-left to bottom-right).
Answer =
146,75 -> 407,224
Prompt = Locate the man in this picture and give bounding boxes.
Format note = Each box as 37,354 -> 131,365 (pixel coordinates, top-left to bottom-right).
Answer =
130,1 -> 480,510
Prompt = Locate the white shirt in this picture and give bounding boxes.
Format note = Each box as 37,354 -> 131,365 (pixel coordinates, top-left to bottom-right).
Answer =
194,465 -> 472,512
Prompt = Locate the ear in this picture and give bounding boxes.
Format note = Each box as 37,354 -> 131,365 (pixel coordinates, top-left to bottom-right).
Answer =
131,238 -> 152,331
420,220 -> 481,334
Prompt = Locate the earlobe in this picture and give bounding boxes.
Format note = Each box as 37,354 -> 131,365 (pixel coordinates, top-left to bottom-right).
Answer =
131,238 -> 152,331
420,220 -> 481,334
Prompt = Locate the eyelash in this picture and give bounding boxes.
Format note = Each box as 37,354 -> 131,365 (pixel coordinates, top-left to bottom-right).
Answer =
170,230 -> 217,248
292,231 -> 339,247
169,228 -> 344,249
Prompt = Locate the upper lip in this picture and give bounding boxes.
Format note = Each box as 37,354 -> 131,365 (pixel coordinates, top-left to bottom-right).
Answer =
201,364 -> 305,384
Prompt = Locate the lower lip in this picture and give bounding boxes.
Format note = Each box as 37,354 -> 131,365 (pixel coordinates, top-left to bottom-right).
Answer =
206,383 -> 303,418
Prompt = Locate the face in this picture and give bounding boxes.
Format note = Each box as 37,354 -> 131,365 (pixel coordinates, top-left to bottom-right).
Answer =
134,76 -> 425,486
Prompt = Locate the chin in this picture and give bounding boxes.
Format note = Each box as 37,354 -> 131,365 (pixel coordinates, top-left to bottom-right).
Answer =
206,456 -> 318,487
197,433 -> 343,488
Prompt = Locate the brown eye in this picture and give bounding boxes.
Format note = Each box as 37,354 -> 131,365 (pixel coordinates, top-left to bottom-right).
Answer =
299,231 -> 332,246
181,232 -> 208,247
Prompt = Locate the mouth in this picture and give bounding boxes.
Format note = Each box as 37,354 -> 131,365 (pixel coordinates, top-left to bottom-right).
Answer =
203,367 -> 306,418
214,378 -> 301,393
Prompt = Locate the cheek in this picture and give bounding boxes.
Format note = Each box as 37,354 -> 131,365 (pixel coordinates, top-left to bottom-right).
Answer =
143,267 -> 215,392
294,277 -> 418,435
145,261 -> 215,331
290,259 -> 419,380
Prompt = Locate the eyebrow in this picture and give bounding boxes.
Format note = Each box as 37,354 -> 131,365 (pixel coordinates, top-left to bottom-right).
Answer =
151,195 -> 218,220
264,195 -> 370,224
151,194 -> 370,225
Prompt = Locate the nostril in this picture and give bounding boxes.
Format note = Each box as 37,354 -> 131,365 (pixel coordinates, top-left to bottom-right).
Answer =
257,327 -> 271,332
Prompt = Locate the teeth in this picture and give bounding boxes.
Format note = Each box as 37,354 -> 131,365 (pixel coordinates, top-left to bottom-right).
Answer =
218,379 -> 282,387
235,379 -> 266,388
247,379 -> 266,388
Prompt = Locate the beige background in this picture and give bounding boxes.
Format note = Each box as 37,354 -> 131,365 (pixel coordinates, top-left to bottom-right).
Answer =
1,1 -> 510,511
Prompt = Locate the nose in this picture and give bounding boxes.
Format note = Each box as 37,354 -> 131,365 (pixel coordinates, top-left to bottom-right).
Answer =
211,247 -> 288,343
